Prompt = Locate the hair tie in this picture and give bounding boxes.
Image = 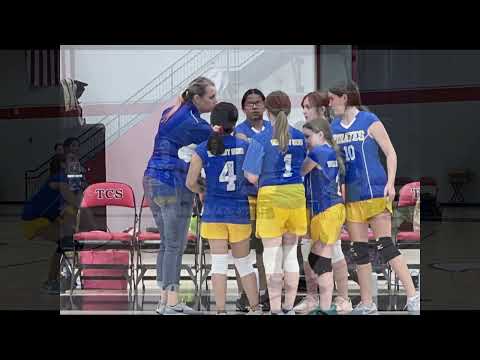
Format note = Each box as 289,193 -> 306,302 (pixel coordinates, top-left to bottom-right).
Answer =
213,125 -> 224,135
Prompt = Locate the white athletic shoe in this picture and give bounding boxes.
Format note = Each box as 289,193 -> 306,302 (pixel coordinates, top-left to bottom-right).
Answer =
293,295 -> 319,314
406,292 -> 420,315
163,302 -> 198,315
155,301 -> 166,315
351,301 -> 378,315
333,296 -> 353,314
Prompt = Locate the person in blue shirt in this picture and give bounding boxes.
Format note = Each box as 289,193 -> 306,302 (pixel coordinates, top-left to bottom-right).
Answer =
243,91 -> 307,315
294,91 -> 352,315
186,102 -> 261,315
233,89 -> 271,312
329,80 -> 419,315
143,76 -> 217,315
22,154 -> 80,294
301,117 -> 346,314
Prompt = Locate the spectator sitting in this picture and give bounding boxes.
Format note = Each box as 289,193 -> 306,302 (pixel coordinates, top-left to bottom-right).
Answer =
21,154 -> 80,294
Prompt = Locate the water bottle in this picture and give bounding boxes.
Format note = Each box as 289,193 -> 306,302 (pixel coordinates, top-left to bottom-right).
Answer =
67,159 -> 83,192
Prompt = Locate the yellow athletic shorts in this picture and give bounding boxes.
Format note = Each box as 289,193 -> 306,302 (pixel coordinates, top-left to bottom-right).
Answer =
346,197 -> 393,223
310,203 -> 346,245
22,217 -> 50,240
248,196 -> 257,221
256,184 -> 307,238
201,222 -> 252,243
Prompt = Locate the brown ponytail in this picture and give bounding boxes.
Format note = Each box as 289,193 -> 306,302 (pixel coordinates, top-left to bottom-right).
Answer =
265,91 -> 291,153
162,76 -> 215,123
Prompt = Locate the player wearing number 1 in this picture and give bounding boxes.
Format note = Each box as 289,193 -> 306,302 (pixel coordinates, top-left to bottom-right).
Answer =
187,102 -> 261,315
243,91 -> 307,315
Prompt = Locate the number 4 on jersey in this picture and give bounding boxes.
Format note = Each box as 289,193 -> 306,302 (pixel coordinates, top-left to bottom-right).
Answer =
219,161 -> 237,191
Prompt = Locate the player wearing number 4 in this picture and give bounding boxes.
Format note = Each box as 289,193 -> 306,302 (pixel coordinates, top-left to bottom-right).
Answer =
329,81 -> 420,315
243,91 -> 307,315
187,102 -> 261,315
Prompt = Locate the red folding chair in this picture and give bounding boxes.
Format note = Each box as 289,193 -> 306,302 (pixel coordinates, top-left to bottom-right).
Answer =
394,176 -> 414,202
135,195 -> 161,292
393,181 -> 420,294
394,181 -> 421,244
340,227 -> 376,241
70,182 -> 137,295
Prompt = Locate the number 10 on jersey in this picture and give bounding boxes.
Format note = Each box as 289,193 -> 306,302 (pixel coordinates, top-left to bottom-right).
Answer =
343,145 -> 356,161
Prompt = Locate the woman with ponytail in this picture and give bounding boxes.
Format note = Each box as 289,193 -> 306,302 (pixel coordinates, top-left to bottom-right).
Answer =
243,91 -> 307,315
300,117 -> 346,314
144,76 -> 217,315
186,102 -> 261,314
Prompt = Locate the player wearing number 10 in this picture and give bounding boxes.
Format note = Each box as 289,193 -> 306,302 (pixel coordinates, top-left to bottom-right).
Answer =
329,81 -> 420,315
243,91 -> 307,315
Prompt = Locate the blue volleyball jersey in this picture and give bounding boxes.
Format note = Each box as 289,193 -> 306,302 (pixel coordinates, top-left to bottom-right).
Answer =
235,119 -> 272,196
235,118 -> 272,140
195,135 -> 250,224
305,144 -> 343,216
243,125 -> 307,188
331,111 -> 388,203
145,101 -> 212,189
22,172 -> 68,221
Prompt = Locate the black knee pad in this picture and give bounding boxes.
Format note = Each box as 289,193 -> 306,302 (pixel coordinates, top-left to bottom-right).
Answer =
376,237 -> 401,263
308,253 -> 332,276
351,242 -> 370,265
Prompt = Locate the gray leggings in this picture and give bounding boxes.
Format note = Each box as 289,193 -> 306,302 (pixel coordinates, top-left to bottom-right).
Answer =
143,176 -> 194,291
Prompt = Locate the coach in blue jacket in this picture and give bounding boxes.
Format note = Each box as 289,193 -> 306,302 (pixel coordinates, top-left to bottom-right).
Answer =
143,76 -> 217,315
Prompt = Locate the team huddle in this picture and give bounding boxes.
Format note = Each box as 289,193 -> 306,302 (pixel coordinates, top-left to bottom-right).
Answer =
145,77 -> 420,315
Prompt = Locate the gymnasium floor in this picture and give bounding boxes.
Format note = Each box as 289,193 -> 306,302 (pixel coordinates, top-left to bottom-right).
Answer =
1,204 -> 478,314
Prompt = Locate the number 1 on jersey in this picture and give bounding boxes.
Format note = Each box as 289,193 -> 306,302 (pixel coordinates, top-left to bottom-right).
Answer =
283,154 -> 292,178
219,161 -> 236,191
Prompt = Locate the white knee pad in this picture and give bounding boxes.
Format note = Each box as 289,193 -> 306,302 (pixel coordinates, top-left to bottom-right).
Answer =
248,250 -> 257,266
248,250 -> 260,291
211,254 -> 229,275
234,255 -> 255,278
227,250 -> 234,264
283,244 -> 300,273
300,237 -> 312,263
331,240 -> 345,264
263,246 -> 283,274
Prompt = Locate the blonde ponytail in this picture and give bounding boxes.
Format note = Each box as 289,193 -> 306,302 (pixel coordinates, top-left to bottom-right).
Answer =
265,91 -> 292,153
273,110 -> 290,153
